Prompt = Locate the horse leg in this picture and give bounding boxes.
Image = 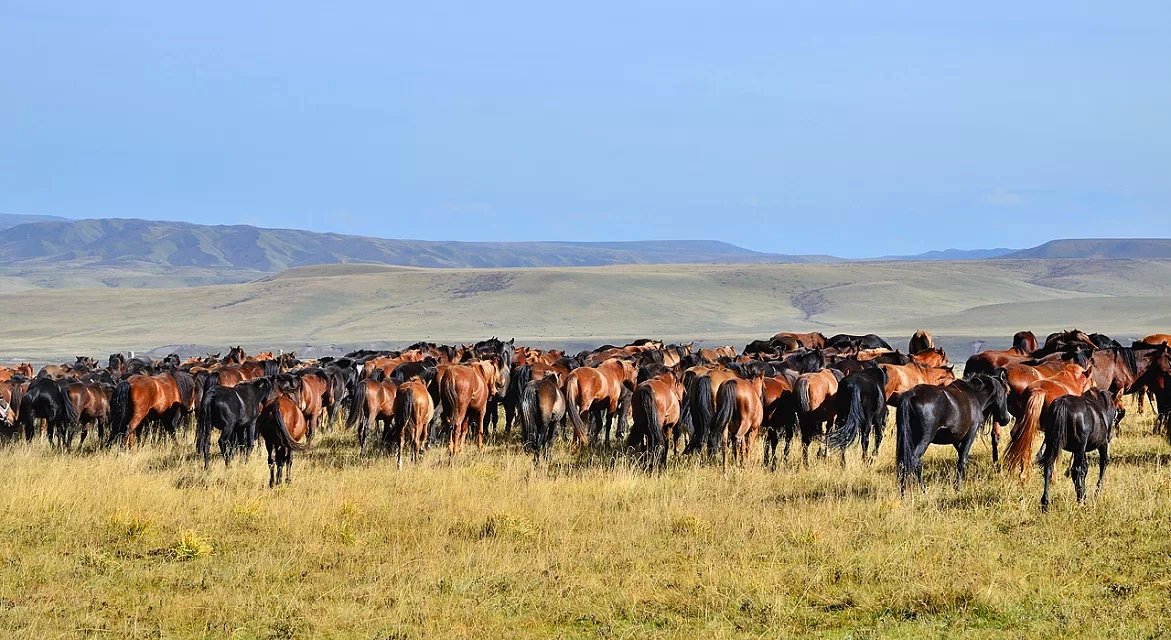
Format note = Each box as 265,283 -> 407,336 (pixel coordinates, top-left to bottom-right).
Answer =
267,442 -> 277,488
990,423 -> 1001,464
285,449 -> 293,485
1073,447 -> 1089,504
1096,443 -> 1109,496
475,407 -> 486,450
954,432 -> 977,491
1041,452 -> 1054,512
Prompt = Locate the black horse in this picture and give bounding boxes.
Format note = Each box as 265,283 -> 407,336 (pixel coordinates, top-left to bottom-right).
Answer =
196,377 -> 278,468
18,376 -> 78,445
827,333 -> 893,351
1038,389 -> 1117,512
827,367 -> 888,463
895,373 -> 1011,493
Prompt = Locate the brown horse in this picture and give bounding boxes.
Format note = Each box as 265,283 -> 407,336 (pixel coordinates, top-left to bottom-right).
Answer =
910,348 -> 949,368
0,363 -> 33,382
392,379 -> 435,468
109,371 -> 198,447
1003,366 -> 1096,479
683,366 -> 742,454
1139,334 -> 1171,347
223,346 -> 246,365
65,381 -> 111,447
909,330 -> 934,354
436,359 -> 504,455
564,358 -> 637,446
292,370 -> 331,441
257,394 -> 308,487
880,362 -> 955,405
712,375 -> 765,471
627,372 -> 686,469
348,377 -> 398,455
793,368 -> 841,465
761,375 -> 796,469
772,332 -> 827,350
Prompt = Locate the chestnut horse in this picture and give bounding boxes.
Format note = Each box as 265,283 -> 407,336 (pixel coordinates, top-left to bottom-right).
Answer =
258,394 -> 308,487
712,375 -> 765,471
391,379 -> 435,468
910,348 -> 949,368
109,371 -> 198,447
564,358 -> 637,447
772,332 -> 827,350
627,372 -> 686,470
1003,366 -> 1096,479
880,362 -> 955,405
348,377 -> 398,455
436,359 -> 505,455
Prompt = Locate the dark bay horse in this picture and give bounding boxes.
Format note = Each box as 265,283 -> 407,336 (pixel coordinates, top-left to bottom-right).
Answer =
521,373 -> 567,465
257,394 -> 308,487
712,375 -> 765,471
391,379 -> 435,468
627,372 -> 685,470
908,330 -> 934,354
1038,389 -> 1117,511
895,373 -> 1011,493
348,377 -> 398,455
792,368 -> 842,465
110,371 -> 199,448
564,358 -> 637,447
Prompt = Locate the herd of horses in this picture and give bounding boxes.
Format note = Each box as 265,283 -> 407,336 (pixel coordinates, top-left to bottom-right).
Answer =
2,330 -> 1171,508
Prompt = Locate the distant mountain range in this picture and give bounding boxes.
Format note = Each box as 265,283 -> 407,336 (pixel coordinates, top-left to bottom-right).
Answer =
0,213 -> 1167,271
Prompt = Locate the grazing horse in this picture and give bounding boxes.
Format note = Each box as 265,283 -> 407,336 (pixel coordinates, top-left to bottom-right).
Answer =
711,375 -> 765,471
879,362 -> 955,405
827,367 -> 888,463
761,375 -> 797,469
110,371 -> 198,448
521,373 -> 568,465
627,372 -> 686,470
1038,389 -> 1118,512
908,330 -> 934,355
391,379 -> 435,468
64,381 -> 111,447
196,377 -> 278,468
792,368 -> 842,465
1003,366 -> 1096,480
564,358 -> 637,447
257,394 -> 308,487
348,377 -> 398,455
18,376 -> 78,444
895,373 -> 1011,493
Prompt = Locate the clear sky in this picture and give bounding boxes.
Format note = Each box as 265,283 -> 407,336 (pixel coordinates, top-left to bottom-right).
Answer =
2,1 -> 1169,257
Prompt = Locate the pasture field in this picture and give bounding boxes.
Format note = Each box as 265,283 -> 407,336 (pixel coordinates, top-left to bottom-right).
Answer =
3,401 -> 1171,638
2,259 -> 1171,361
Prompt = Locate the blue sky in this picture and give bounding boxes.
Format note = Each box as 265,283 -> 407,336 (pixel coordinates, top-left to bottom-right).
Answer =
2,1 -> 1169,257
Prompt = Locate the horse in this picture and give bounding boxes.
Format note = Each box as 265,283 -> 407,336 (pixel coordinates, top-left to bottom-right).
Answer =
827,333 -> 893,351
1037,389 -> 1118,512
827,367 -> 888,464
435,359 -> 504,455
64,381 -> 111,447
772,332 -> 827,350
391,379 -> 435,469
223,346 -> 247,365
110,371 -> 199,448
910,348 -> 948,368
293,368 -> 332,441
348,377 -> 398,455
564,358 -> 637,447
792,368 -> 842,465
1014,330 -> 1039,354
761,375 -> 797,469
1138,334 -> 1171,347
626,372 -> 686,470
17,376 -> 78,444
521,373 -> 567,465
895,373 -> 1011,493
1131,345 -> 1171,433
196,377 -> 278,468
908,330 -> 934,354
711,375 -> 765,471
879,362 -> 955,405
1002,366 -> 1096,480
257,394 -> 308,487
682,367 -> 742,454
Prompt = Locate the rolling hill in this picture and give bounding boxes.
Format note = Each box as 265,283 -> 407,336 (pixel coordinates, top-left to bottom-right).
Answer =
1003,238 -> 1171,259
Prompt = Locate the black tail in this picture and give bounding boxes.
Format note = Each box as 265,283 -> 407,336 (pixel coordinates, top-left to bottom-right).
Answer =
393,384 -> 413,445
58,381 -> 79,427
710,379 -> 738,445
270,403 -> 307,451
520,382 -> 544,454
684,375 -> 714,454
796,376 -> 813,413
1037,398 -> 1068,469
828,383 -> 864,451
895,393 -> 917,489
108,381 -> 131,441
627,384 -> 664,458
348,380 -> 368,429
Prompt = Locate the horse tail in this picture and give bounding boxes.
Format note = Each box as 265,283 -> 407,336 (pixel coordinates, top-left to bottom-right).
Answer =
348,380 -> 368,428
564,376 -> 589,446
109,380 -> 131,441
828,382 -> 864,451
711,379 -> 738,444
1038,397 -> 1068,470
392,384 -> 412,447
520,381 -> 542,453
270,402 -> 307,451
59,381 -> 79,426
684,375 -> 714,454
628,383 -> 663,454
1005,391 -> 1045,479
895,393 -> 916,488
796,376 -> 814,413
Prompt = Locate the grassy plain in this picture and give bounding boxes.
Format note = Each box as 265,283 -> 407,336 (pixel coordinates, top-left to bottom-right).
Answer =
2,403 -> 1171,638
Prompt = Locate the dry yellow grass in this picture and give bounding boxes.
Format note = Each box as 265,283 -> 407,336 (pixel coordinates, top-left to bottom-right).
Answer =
3,401 -> 1171,638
